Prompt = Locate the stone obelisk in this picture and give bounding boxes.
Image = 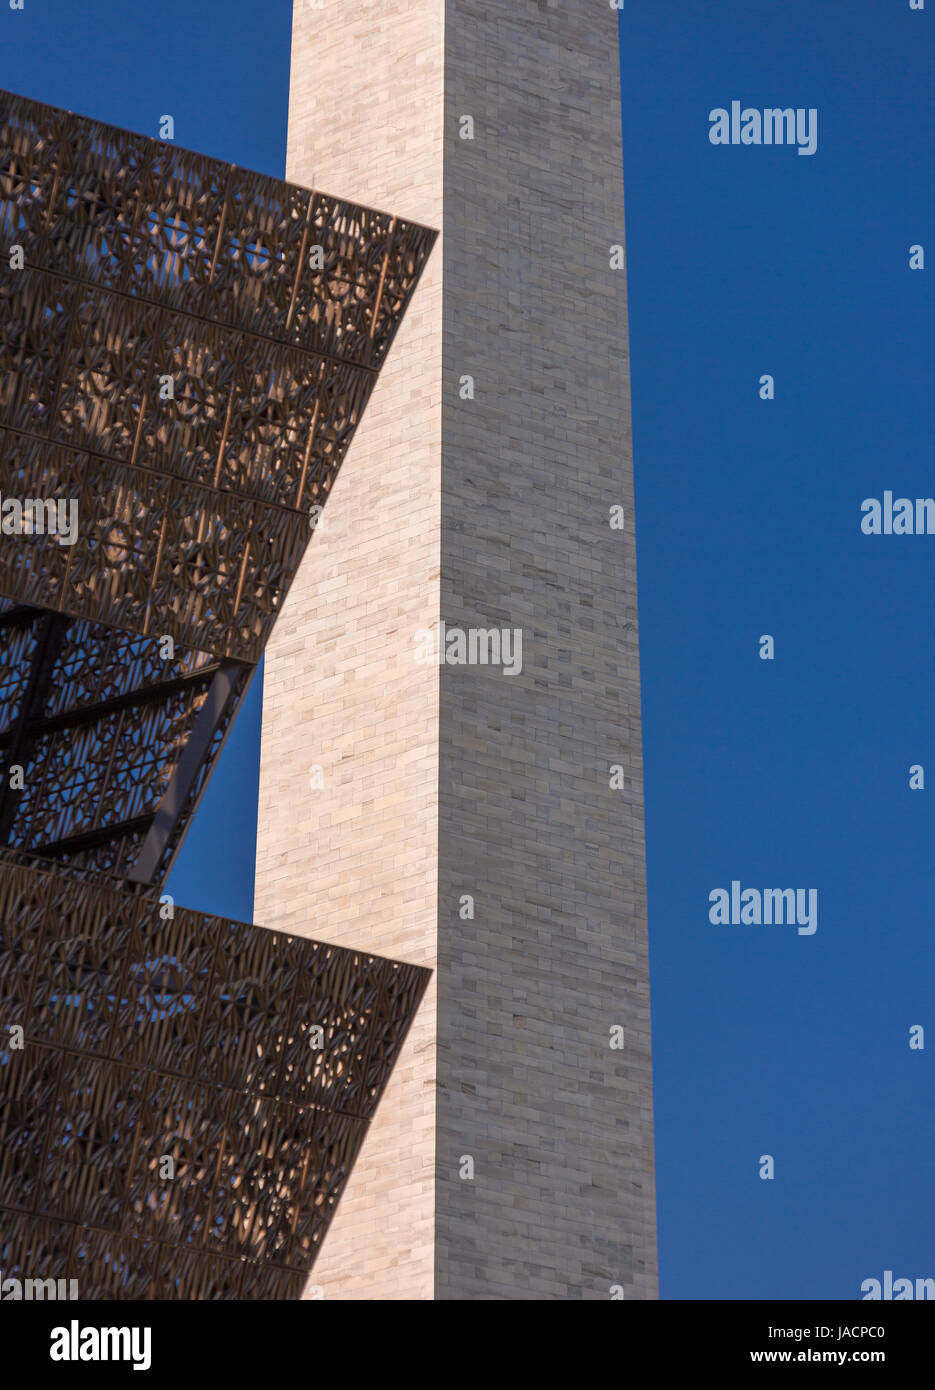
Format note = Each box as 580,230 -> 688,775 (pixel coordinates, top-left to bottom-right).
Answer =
255,1 -> 657,1300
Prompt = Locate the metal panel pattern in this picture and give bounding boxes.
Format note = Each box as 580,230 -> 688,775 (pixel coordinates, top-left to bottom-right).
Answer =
0,91 -> 435,881
0,88 -> 436,662
0,93 -> 435,1299
0,602 -> 250,881
0,856 -> 430,1298
0,91 -> 435,367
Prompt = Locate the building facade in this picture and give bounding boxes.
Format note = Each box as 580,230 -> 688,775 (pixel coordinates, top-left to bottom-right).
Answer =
0,88 -> 433,1297
255,2 -> 657,1300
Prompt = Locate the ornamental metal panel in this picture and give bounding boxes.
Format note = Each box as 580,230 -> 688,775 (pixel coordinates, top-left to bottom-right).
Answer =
0,92 -> 434,1297
0,88 -> 436,662
0,89 -> 435,884
0,855 -> 431,1299
0,598 -> 251,882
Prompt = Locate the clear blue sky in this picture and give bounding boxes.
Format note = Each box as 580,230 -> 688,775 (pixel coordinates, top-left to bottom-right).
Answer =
3,0 -> 931,1301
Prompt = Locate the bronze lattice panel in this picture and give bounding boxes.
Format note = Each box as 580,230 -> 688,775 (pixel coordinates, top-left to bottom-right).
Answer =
0,90 -> 434,883
0,88 -> 436,662
0,856 -> 430,1299
0,599 -> 250,883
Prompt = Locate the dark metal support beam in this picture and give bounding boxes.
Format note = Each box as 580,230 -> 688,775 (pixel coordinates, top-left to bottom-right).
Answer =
128,659 -> 243,885
21,662 -> 220,739
0,602 -> 42,631
28,813 -> 154,860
